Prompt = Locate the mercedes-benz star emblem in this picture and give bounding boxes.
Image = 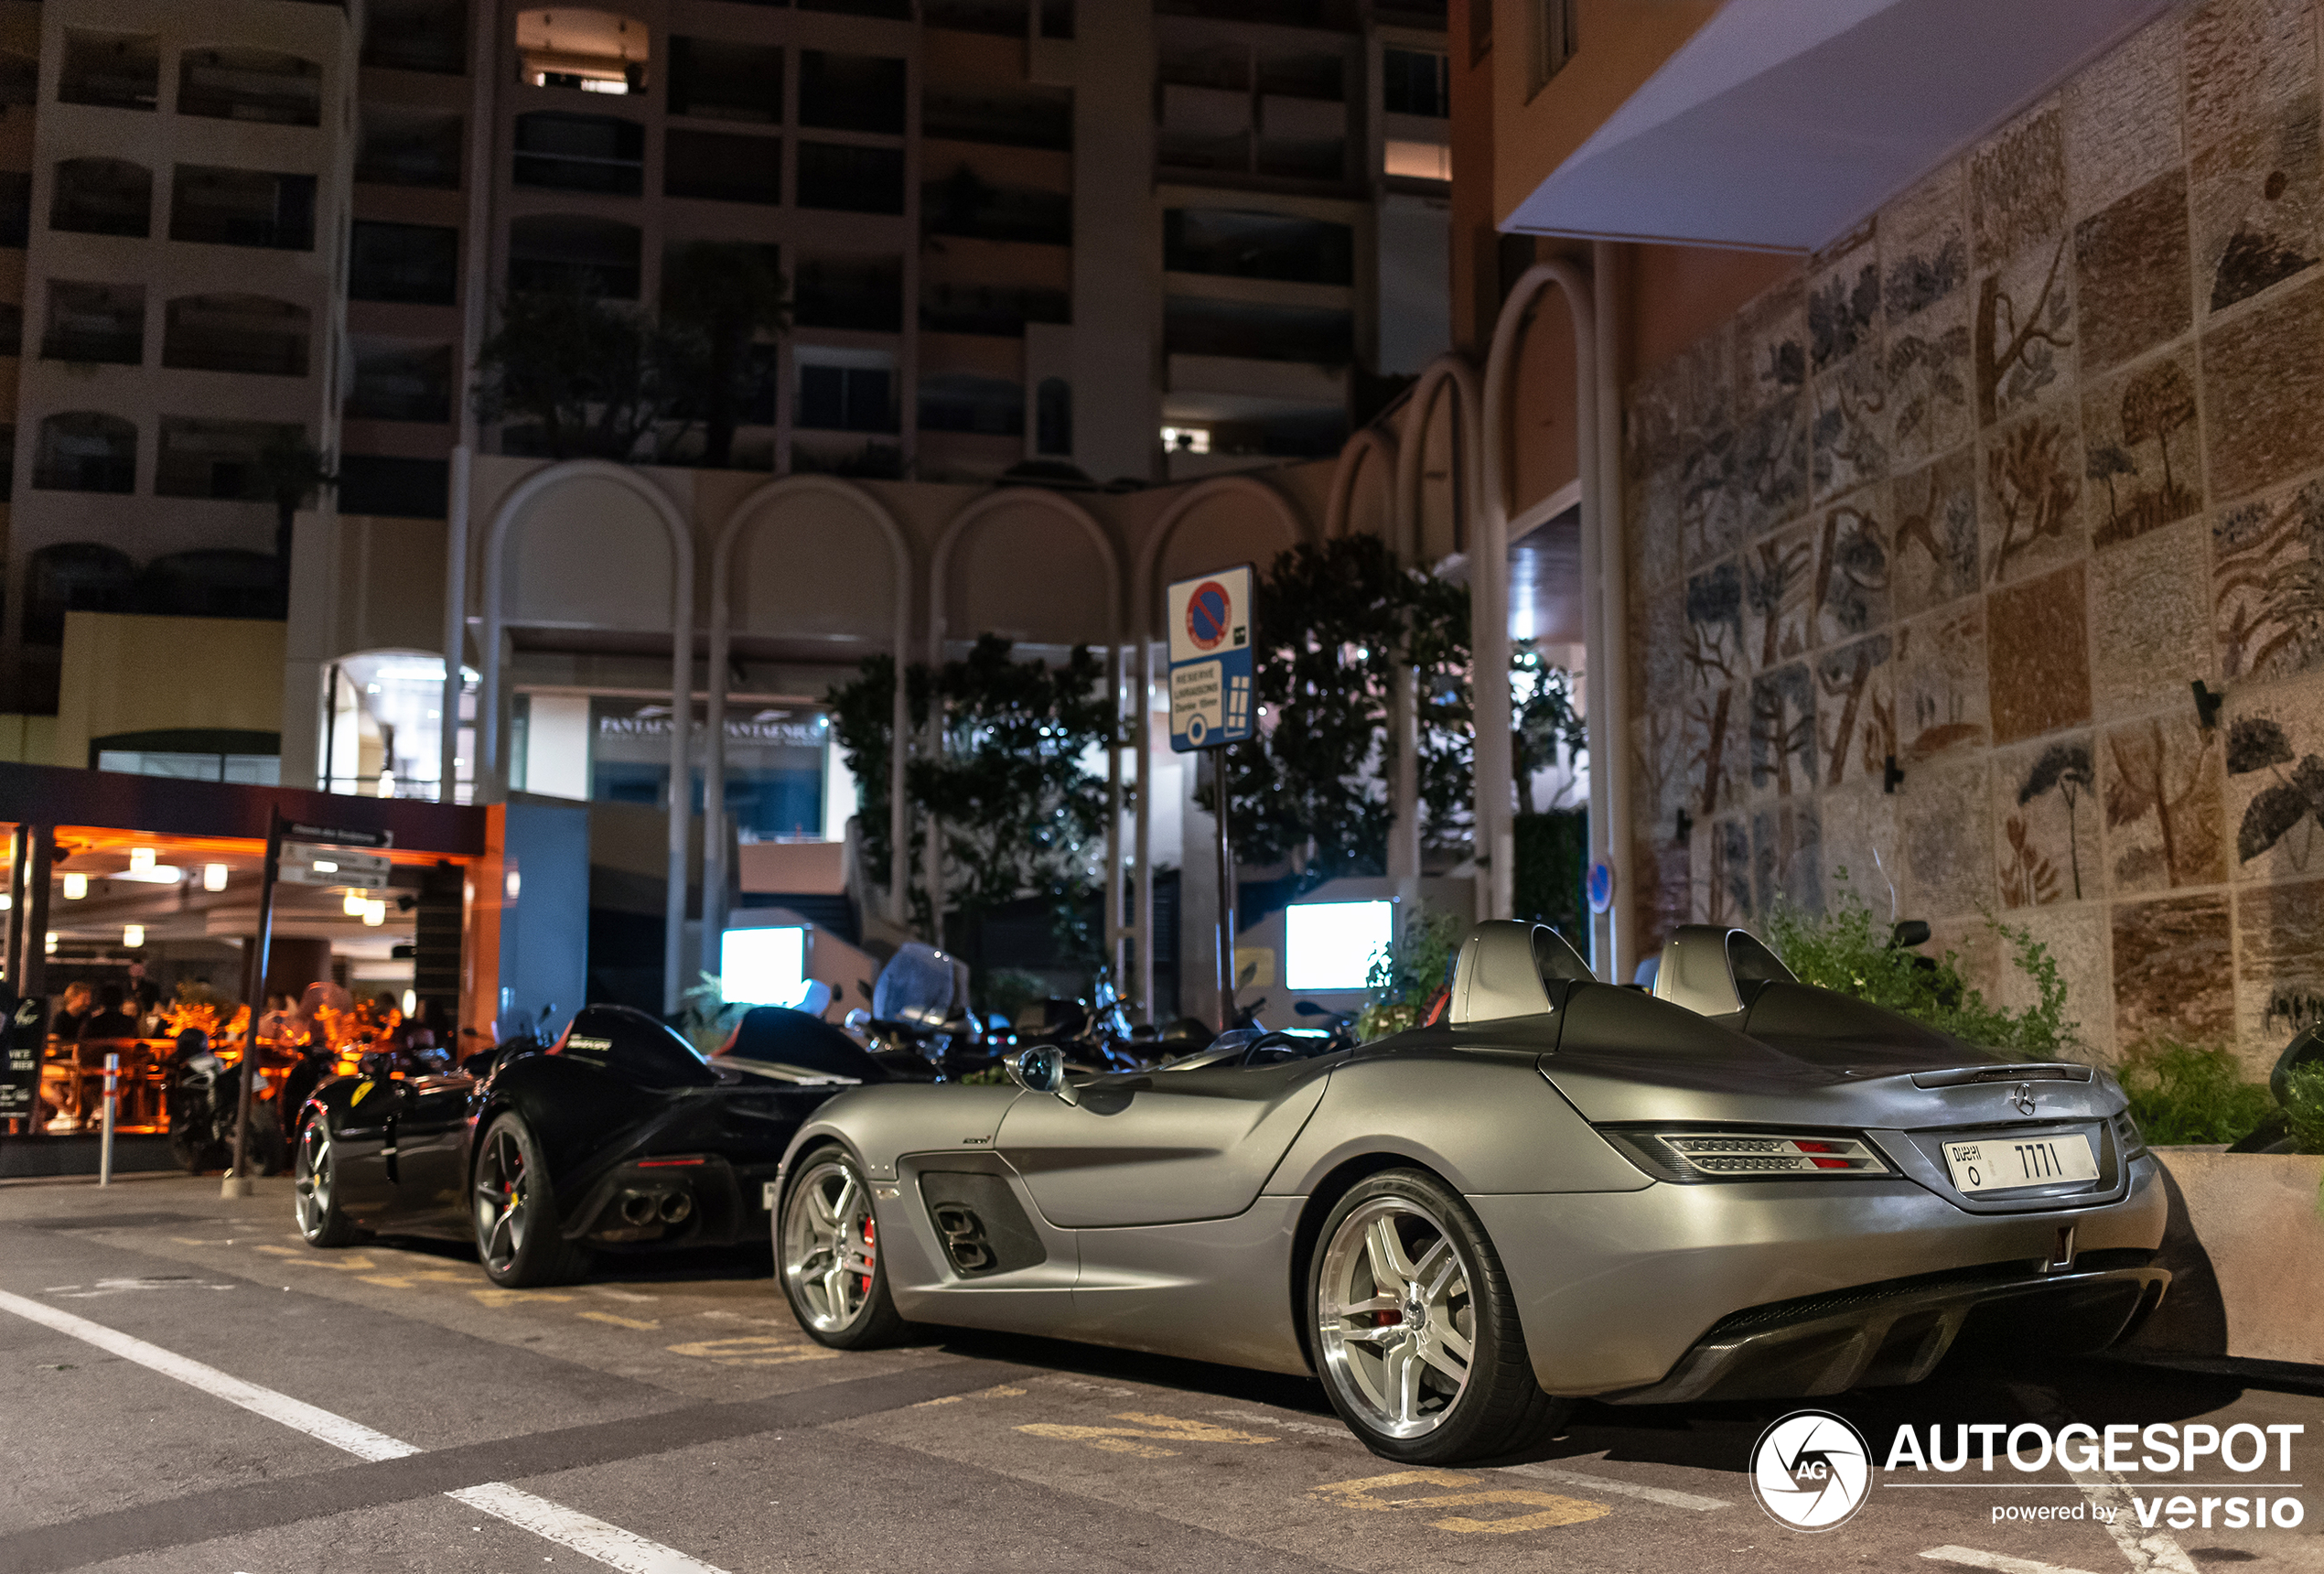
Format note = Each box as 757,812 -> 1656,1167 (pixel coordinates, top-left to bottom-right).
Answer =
1749,1409 -> 1873,1532
2011,1082 -> 2038,1116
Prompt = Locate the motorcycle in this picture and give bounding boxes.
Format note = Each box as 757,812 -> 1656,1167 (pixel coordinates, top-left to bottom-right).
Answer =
165,1030 -> 283,1177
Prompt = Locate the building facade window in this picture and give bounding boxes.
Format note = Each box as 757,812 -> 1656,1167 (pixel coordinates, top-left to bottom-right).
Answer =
1165,208 -> 1352,283
797,357 -> 896,432
513,111 -> 645,195
797,142 -> 905,213
23,543 -> 136,643
1381,48 -> 1448,116
33,414 -> 138,494
155,416 -> 300,499
59,31 -> 158,111
162,294 -> 310,376
1036,377 -> 1071,455
347,340 -> 454,422
668,38 -> 780,122
357,107 -> 464,188
918,372 -> 1024,436
0,51 -> 37,106
362,0 -> 467,75
664,130 -> 780,204
0,303 -> 19,358
793,254 -> 903,331
169,166 -> 317,250
42,281 -> 145,364
0,172 -> 28,247
50,158 -> 152,238
350,221 -> 460,305
507,214 -> 640,296
921,86 -> 1071,150
177,48 -> 323,126
516,9 -> 650,94
799,50 -> 906,133
1530,0 -> 1575,94
923,168 -> 1070,243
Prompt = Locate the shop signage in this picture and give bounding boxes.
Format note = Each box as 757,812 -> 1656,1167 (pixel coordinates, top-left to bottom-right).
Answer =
285,822 -> 393,850
1167,565 -> 1255,752
0,995 -> 43,1120
279,845 -> 391,889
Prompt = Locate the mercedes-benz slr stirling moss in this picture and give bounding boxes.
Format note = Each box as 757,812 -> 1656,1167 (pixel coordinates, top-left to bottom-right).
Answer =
770,921 -> 2169,1462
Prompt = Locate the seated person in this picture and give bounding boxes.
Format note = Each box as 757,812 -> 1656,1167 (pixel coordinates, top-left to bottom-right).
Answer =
49,981 -> 92,1040
79,983 -> 137,1040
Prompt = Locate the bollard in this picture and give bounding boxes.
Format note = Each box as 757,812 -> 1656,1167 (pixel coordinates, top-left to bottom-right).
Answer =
99,1051 -> 118,1187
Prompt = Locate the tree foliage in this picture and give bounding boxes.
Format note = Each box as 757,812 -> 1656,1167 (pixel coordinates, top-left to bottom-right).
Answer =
1208,535 -> 1480,888
827,637 -> 1112,962
662,242 -> 789,469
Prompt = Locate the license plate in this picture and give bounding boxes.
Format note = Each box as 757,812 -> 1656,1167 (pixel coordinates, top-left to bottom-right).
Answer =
1942,1134 -> 2099,1193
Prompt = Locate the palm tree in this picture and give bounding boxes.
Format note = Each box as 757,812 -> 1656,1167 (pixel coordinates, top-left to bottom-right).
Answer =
662,242 -> 790,469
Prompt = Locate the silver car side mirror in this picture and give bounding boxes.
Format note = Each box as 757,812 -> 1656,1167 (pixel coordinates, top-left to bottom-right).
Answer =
1006,1046 -> 1078,1105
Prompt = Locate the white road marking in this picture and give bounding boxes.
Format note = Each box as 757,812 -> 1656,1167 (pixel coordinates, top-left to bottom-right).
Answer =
0,1287 -> 728,1573
1922,1546 -> 2104,1574
1206,1407 -> 1732,1511
2008,1384 -> 2199,1574
42,1277 -> 235,1298
1504,1461 -> 1732,1513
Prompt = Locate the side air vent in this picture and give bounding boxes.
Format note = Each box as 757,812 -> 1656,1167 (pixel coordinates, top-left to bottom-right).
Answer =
918,1170 -> 1046,1278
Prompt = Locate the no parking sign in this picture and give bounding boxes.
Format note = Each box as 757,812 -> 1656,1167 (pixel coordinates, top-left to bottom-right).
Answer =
1167,566 -> 1255,752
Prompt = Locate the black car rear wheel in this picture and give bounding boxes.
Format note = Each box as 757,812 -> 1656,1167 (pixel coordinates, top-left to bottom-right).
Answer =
779,1149 -> 909,1348
292,1119 -> 361,1247
472,1112 -> 591,1288
1310,1169 -> 1570,1463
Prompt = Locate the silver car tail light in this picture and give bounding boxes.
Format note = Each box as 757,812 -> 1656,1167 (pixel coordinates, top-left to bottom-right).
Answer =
1604,1130 -> 1892,1181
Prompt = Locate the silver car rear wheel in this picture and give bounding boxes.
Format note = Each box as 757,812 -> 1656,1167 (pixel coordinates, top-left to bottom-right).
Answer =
1317,1195 -> 1474,1439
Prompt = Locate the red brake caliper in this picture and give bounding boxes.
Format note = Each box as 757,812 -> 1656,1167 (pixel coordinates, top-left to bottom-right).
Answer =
860,1217 -> 876,1293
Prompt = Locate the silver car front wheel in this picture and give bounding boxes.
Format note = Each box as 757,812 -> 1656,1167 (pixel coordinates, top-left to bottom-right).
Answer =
1309,1170 -> 1570,1463
292,1121 -> 358,1247
779,1151 -> 909,1348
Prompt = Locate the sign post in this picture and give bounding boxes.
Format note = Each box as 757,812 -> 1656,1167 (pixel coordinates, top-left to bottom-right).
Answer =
1167,566 -> 1255,1030
224,807 -> 284,1198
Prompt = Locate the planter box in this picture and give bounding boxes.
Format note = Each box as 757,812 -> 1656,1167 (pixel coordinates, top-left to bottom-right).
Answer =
2122,1148 -> 2324,1367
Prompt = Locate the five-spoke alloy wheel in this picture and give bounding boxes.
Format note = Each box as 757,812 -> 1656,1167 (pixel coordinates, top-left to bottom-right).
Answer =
779,1150 -> 909,1348
472,1111 -> 590,1288
1310,1170 -> 1569,1462
292,1120 -> 360,1247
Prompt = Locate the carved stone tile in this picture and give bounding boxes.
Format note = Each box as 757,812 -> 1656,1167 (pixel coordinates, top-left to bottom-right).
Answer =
2234,877 -> 2324,1073
2110,890 -> 2235,1050
2089,519 -> 2215,722
1734,275 -> 1808,418
1889,448 -> 1981,620
1894,598 -> 1991,762
1812,343 -> 1891,501
1742,523 -> 1816,671
1979,234 -> 2078,424
2190,94 -> 2323,317
1981,399 -> 2087,586
1753,800 -> 1823,916
1903,756 -> 1996,919
1885,290 -> 1973,472
2101,711 -> 2228,893
2200,275 -> 2324,502
1970,100 -> 2068,269
1748,660 -> 1818,797
2082,346 -> 2203,547
2221,684 -> 2324,881
2183,0 -> 2317,156
2212,475 -> 2324,682
1734,392 -> 1811,541
2073,169 -> 2193,377
1881,165 -> 1970,321
1994,731 -> 2100,907
1987,562 -> 2093,746
2064,13 -> 2186,220
1807,242 -> 1880,374
1814,630 -> 1896,793
1683,558 -> 1746,694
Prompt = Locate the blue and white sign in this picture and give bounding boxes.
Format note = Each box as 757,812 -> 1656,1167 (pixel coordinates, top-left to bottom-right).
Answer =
1167,565 -> 1255,752
1587,860 -> 1615,915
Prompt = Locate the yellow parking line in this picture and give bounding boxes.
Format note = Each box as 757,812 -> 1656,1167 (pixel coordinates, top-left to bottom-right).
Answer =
578,1310 -> 662,1331
1310,1470 -> 1608,1535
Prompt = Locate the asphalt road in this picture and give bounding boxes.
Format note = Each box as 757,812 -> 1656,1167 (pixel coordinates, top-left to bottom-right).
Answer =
1,1174 -> 2319,1574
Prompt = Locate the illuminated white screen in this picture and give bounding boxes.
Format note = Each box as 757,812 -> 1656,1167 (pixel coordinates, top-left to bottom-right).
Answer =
721,926 -> 808,1007
1285,900 -> 1393,991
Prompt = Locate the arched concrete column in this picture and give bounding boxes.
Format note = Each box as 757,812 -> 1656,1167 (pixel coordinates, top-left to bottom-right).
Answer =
1129,472 -> 1307,1022
477,458 -> 696,1013
1386,356 -> 1484,891
928,488 -> 1124,974
1480,258 -> 1627,981
1323,426 -> 1398,541
704,476 -> 915,975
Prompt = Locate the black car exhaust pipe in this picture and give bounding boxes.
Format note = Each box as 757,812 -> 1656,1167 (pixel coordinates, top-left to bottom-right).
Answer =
619,1191 -> 657,1226
657,1191 -> 692,1224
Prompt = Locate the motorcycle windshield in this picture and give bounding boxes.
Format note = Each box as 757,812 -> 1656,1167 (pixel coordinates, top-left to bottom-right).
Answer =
873,943 -> 958,1028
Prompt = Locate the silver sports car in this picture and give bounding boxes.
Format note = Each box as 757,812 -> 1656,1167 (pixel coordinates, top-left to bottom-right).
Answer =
771,922 -> 2169,1462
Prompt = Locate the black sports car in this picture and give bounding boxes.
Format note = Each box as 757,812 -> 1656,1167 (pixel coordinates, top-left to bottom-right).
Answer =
289,1004 -> 915,1286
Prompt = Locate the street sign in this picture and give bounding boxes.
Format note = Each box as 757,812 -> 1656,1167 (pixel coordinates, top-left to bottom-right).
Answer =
1167,565 -> 1255,752
1587,860 -> 1615,915
281,844 -> 392,889
285,822 -> 393,849
0,995 -> 40,1121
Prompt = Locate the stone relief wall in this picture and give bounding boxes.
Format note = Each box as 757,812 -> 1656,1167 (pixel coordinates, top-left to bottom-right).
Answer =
1623,0 -> 2324,1073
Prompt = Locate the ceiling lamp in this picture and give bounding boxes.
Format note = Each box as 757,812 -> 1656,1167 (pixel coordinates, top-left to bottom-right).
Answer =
61,872 -> 86,900
344,890 -> 369,916
203,864 -> 229,892
128,847 -> 155,875
123,924 -> 144,948
43,931 -> 57,954
362,900 -> 386,927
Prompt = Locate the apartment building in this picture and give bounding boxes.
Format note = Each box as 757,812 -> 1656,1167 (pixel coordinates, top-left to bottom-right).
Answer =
341,0 -> 1451,501
0,0 -> 354,723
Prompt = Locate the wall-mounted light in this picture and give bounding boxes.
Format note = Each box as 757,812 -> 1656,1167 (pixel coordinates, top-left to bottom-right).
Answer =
362,900 -> 386,927
401,988 -> 416,1017
61,872 -> 87,900
344,890 -> 368,916
44,931 -> 57,954
1674,807 -> 1694,843
0,892 -> 12,911
122,924 -> 144,948
1883,756 -> 1906,794
203,864 -> 229,892
504,869 -> 522,900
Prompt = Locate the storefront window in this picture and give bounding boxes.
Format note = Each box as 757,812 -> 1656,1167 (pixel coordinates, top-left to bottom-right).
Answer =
585,697 -> 831,840
323,652 -> 477,802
